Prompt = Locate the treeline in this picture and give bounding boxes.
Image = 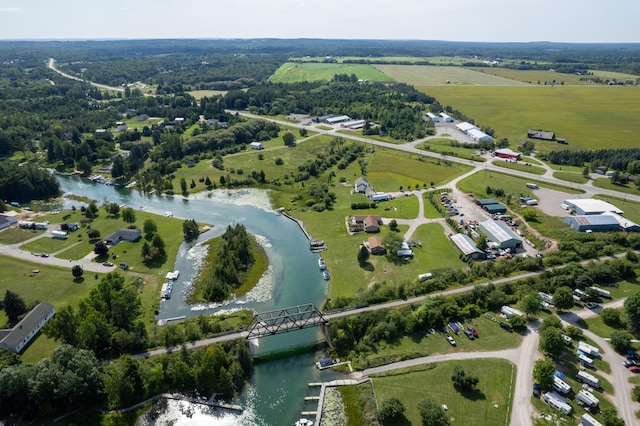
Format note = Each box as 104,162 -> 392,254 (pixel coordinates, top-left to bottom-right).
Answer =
0,341 -> 252,418
329,255 -> 637,367
226,81 -> 436,141
543,148 -> 640,172
201,224 -> 256,302
0,163 -> 60,203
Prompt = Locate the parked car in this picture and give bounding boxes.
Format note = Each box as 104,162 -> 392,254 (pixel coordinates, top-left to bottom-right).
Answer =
463,328 -> 475,339
624,359 -> 638,368
102,262 -> 114,267
499,322 -> 513,332
629,366 -> 640,374
40,253 -> 49,258
446,335 -> 456,346
586,302 -> 598,309
467,326 -> 479,338
532,383 -> 541,396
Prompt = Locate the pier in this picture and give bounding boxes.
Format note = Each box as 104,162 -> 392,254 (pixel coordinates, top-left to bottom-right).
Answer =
303,378 -> 370,425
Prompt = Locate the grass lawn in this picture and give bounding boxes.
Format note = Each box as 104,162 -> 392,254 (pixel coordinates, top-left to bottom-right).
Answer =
553,171 -> 589,184
422,86 -> 640,153
422,196 -> 443,219
458,170 -> 583,198
21,235 -> 78,255
372,359 -> 515,426
593,194 -> 640,224
492,160 -> 546,175
269,62 -> 393,83
592,177 -> 640,196
418,139 -> 487,162
409,223 -> 465,272
378,195 -> 419,220
0,227 -> 45,245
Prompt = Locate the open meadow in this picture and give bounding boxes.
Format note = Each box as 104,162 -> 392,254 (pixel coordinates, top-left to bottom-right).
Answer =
372,359 -> 515,426
373,64 -> 531,86
269,62 -> 393,83
468,67 -> 639,85
421,85 -> 640,153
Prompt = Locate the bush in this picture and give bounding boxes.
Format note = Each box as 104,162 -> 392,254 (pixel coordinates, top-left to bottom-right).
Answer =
377,397 -> 405,423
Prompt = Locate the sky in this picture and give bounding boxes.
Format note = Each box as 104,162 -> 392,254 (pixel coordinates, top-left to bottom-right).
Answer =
0,0 -> 638,43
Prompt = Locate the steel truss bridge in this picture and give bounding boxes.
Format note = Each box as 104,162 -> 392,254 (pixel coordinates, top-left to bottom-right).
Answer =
246,304 -> 332,347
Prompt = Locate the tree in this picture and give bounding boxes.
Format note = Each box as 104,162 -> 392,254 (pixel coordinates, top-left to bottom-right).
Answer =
283,131 -> 296,147
624,292 -> 640,334
600,308 -> 623,328
519,292 -> 542,318
377,397 -> 405,423
610,330 -> 633,353
87,229 -> 100,239
418,398 -> 450,426
143,219 -> 157,235
3,290 -> 27,324
94,241 -> 109,256
383,231 -> 404,256
357,245 -> 370,266
539,327 -> 564,357
451,365 -> 479,392
121,208 -> 136,225
183,219 -> 200,241
533,358 -> 556,391
389,219 -> 398,231
71,265 -> 83,278
180,178 -> 187,193
77,157 -> 92,176
111,155 -> 126,178
508,314 -> 526,330
601,408 -> 625,426
538,316 -> 563,334
553,287 -> 575,310
105,202 -> 120,216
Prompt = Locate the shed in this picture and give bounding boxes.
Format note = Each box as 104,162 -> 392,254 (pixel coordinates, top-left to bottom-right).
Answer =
456,122 -> 478,133
450,233 -> 484,258
527,129 -> 555,140
249,142 -> 264,150
479,220 -> 523,249
0,302 -> 55,353
325,115 -> 351,125
426,112 -> 439,122
484,203 -> 507,214
104,228 -> 141,245
439,112 -> 454,122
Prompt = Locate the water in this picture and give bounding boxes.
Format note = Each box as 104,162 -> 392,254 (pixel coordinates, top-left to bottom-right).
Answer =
56,176 -> 342,425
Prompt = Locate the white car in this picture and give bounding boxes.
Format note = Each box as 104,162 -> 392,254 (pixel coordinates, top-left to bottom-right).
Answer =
446,335 -> 456,346
586,302 -> 598,309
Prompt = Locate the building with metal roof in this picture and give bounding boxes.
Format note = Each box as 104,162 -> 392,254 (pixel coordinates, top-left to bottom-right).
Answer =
602,212 -> 640,232
563,199 -> 623,216
484,203 -> 507,214
476,198 -> 500,206
479,220 -> 523,249
493,149 -> 521,160
564,215 -> 620,232
0,302 -> 55,353
325,115 -> 351,125
467,128 -> 493,142
450,233 -> 484,259
527,129 -> 555,140
456,122 -> 478,133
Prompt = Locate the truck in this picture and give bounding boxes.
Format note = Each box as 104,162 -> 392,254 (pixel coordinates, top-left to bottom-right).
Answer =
589,286 -> 611,299
526,183 -> 539,189
581,413 -> 604,426
552,376 -> 572,395
578,341 -> 601,359
576,389 -> 599,409
542,391 -> 572,415
576,370 -> 601,389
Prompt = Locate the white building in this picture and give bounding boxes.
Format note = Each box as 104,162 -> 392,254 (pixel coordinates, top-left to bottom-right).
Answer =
0,302 -> 55,353
563,199 -> 623,216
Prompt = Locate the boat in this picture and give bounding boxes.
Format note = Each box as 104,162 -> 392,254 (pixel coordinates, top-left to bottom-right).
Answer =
318,257 -> 326,270
316,357 -> 334,369
294,419 -> 314,426
322,270 -> 330,281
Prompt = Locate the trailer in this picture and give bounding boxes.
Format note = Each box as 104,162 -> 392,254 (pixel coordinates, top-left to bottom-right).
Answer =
576,371 -> 601,389
576,389 -> 599,408
578,354 -> 595,368
589,286 -> 611,299
501,305 -> 523,318
574,288 -> 587,300
418,273 -> 433,281
526,183 -> 539,189
51,230 -> 68,240
581,413 -> 604,426
542,391 -> 572,415
578,341 -> 601,359
526,199 -> 539,206
539,292 -> 553,304
552,376 -> 572,395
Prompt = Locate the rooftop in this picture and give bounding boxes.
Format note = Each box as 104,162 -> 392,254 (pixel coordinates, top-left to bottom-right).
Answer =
479,220 -> 522,243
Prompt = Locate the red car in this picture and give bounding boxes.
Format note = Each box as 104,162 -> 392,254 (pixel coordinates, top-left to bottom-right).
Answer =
467,326 -> 479,338
629,366 -> 640,374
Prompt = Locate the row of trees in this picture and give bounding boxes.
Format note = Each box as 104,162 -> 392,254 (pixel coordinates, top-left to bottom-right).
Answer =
542,148 -> 640,175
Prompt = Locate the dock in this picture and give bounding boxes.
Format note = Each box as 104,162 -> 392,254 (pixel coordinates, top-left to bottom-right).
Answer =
281,211 -> 327,251
303,376 -> 369,425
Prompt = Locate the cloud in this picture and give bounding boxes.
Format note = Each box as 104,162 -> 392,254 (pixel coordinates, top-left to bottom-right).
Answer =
0,7 -> 20,12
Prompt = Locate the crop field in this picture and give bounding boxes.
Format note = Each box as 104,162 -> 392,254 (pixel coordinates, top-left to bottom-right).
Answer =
372,359 -> 514,426
423,85 -> 640,152
468,68 -> 595,85
373,64 -> 531,86
188,89 -> 228,100
269,62 -> 393,83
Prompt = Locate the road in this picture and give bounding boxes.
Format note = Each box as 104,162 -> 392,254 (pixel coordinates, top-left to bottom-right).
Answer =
47,58 -> 125,92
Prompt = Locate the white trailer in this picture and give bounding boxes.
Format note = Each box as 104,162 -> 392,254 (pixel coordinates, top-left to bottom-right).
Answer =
589,286 -> 611,299
552,376 -> 572,395
578,341 -> 601,359
526,183 -> 539,189
542,391 -> 572,415
579,354 -> 594,368
501,305 -> 523,318
539,292 -> 553,304
576,371 -> 601,389
576,389 -> 599,408
51,230 -> 68,240
581,413 -> 604,426
526,199 -> 539,206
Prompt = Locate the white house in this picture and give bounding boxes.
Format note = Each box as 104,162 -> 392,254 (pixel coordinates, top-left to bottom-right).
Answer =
249,142 -> 264,150
0,302 -> 55,353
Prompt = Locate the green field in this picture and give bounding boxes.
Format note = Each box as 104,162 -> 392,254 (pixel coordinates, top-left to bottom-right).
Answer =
492,160 -> 546,175
373,64 -> 531,86
468,68 -> 596,85
553,171 -> 589,184
418,138 -> 487,162
592,177 -> 640,196
593,194 -> 640,224
188,89 -> 228,100
422,86 -> 640,152
269,62 -> 393,83
0,227 -> 44,245
372,359 -> 514,426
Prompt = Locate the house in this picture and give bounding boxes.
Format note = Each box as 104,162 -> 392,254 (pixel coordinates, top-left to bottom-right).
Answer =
60,222 -> 80,232
249,142 -> 264,150
527,129 -> 555,141
354,177 -> 371,194
367,236 -> 386,255
136,114 -> 150,122
0,213 -> 17,231
104,228 -> 141,245
0,302 -> 55,353
352,215 -> 382,233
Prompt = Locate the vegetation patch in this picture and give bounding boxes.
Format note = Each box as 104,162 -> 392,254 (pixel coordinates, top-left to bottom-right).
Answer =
269,62 -> 393,83
374,64 -> 530,86
553,171 -> 589,184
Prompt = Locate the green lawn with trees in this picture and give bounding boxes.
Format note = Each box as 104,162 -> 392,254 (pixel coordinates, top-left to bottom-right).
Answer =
269,62 -> 393,83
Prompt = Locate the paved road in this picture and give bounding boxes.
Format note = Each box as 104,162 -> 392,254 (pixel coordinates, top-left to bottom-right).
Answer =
48,58 -> 125,92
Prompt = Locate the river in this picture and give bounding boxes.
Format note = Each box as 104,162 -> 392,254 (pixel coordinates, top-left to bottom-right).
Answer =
56,175 -> 344,425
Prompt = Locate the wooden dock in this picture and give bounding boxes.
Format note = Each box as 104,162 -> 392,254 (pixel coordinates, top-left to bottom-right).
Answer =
304,377 -> 369,425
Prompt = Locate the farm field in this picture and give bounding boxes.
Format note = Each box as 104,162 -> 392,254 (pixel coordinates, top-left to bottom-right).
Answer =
372,359 -> 514,426
268,62 -> 393,83
188,89 -> 228,100
468,68 -> 596,85
373,64 -> 531,86
422,86 -> 640,152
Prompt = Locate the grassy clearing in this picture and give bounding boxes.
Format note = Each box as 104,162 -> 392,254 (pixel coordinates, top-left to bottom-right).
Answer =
458,170 -> 582,197
593,194 -> 640,224
269,62 -> 393,83
492,160 -> 546,175
372,359 -> 514,426
422,86 -> 640,153
468,67 -> 595,85
188,89 -> 227,100
553,171 -> 589,184
592,177 -> 640,196
418,139 -> 487,162
373,64 -> 530,86
0,227 -> 44,245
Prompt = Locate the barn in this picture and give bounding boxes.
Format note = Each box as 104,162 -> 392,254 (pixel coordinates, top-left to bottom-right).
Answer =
493,149 -> 521,160
479,220 -> 523,249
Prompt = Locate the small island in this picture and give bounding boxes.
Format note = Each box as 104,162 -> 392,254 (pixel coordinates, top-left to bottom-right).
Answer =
189,224 -> 268,303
